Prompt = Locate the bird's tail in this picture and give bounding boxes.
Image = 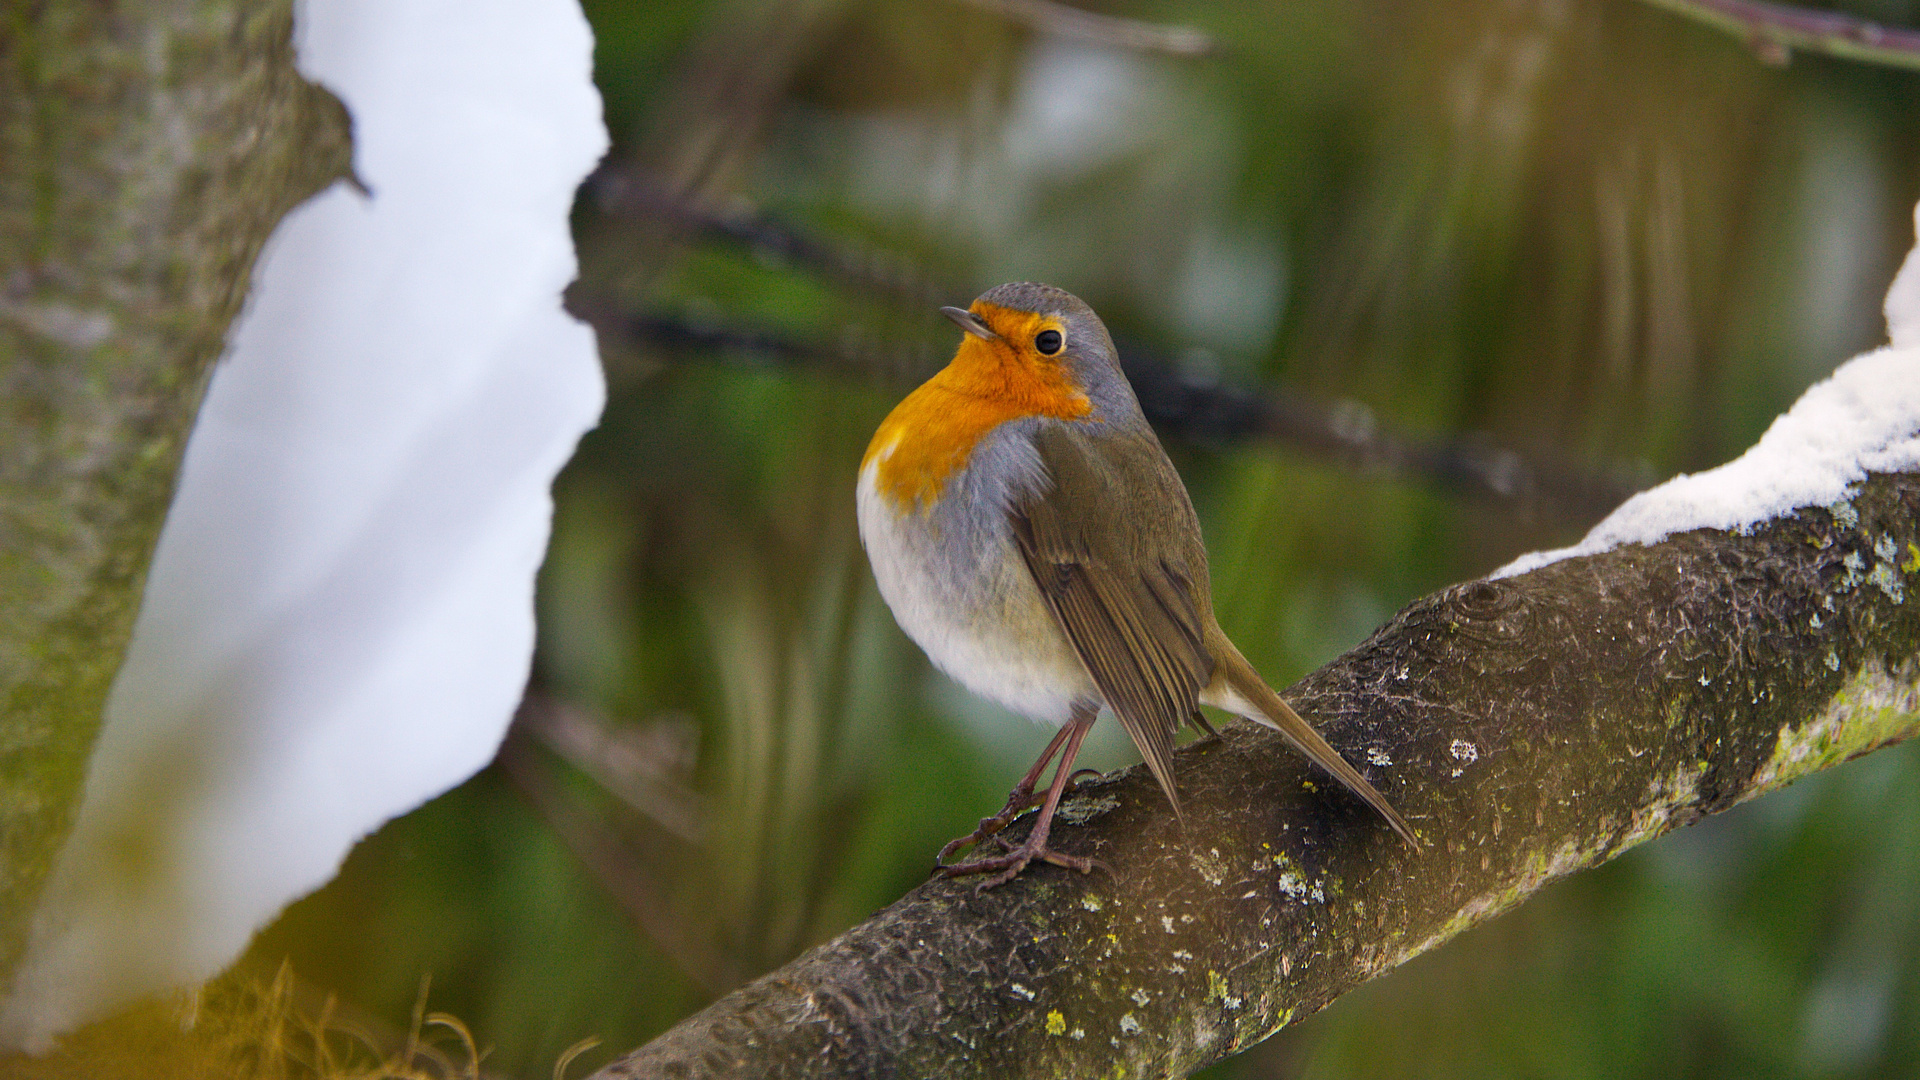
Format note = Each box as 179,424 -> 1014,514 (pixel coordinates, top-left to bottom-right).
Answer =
1205,635 -> 1419,848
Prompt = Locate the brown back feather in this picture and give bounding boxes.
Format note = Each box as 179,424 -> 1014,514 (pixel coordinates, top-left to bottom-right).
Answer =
1009,425 -> 1214,818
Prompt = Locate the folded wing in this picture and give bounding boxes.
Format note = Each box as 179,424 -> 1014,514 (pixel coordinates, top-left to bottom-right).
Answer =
1009,425 -> 1214,817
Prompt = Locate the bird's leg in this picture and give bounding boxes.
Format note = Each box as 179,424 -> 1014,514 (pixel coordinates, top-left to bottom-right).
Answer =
940,705 -> 1104,890
937,721 -> 1074,865
1186,709 -> 1221,743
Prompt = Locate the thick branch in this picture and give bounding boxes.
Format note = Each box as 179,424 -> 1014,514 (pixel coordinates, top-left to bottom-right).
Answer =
0,4 -> 352,977
595,472 -> 1920,1078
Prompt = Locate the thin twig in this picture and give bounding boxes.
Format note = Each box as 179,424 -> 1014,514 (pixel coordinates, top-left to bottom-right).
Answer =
584,172 -> 1644,519
604,307 -> 1647,521
1638,0 -> 1920,70
517,694 -> 706,844
587,169 -> 951,308
953,0 -> 1216,56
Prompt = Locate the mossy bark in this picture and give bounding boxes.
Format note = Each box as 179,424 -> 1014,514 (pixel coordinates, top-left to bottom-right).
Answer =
0,2 -> 351,980
599,471 -> 1920,1079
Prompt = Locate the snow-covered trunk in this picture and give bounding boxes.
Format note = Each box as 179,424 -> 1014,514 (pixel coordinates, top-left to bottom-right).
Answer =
1,0 -> 607,1050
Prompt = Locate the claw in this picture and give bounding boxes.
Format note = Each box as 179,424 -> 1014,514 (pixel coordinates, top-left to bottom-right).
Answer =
935,790 -> 1045,867
940,832 -> 1106,892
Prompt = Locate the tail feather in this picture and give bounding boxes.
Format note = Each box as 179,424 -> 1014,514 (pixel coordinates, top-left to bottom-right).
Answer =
1205,638 -> 1419,848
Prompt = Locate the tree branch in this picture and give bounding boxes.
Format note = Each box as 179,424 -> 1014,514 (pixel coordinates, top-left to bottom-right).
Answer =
1638,0 -> 1920,70
952,0 -> 1216,57
592,471 -> 1920,1078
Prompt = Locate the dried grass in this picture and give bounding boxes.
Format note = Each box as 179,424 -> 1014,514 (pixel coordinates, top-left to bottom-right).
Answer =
0,964 -> 599,1080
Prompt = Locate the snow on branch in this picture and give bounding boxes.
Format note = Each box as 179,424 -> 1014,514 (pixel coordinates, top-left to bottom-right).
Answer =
1495,203 -> 1920,578
1496,354 -> 1920,577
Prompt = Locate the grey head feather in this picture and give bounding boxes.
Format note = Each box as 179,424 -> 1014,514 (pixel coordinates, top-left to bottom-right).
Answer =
973,282 -> 1146,435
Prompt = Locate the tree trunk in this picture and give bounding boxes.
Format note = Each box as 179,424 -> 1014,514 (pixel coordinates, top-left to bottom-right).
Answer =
597,471 -> 1920,1079
0,2 -> 351,980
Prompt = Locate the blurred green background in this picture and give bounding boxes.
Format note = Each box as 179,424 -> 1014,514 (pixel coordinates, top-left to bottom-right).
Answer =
247,1 -> 1920,1076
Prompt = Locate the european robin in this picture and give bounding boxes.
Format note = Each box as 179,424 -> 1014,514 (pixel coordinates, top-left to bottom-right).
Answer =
858,282 -> 1417,888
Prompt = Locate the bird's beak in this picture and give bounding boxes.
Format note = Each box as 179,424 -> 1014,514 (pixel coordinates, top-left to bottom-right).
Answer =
940,306 -> 998,341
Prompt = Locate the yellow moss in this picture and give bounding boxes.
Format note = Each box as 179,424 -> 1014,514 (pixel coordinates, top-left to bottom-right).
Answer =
1045,1010 -> 1067,1036
1750,660 -> 1920,792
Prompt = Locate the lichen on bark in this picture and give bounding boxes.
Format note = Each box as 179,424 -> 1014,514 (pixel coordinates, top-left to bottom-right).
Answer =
598,472 -> 1920,1079
0,1 -> 352,980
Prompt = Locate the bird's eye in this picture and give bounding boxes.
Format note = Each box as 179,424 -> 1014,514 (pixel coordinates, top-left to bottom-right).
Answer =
1034,329 -> 1063,355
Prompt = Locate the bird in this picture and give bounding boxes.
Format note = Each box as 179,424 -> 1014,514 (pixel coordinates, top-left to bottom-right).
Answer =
856,282 -> 1417,888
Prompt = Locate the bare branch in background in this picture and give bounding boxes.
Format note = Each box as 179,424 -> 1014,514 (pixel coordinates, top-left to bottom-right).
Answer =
591,472 -> 1920,1079
572,0 -> 852,309
1638,0 -> 1920,69
587,171 -> 951,309
594,307 -> 1647,521
577,169 -> 1647,520
516,694 -> 705,844
1117,346 -> 1648,520
953,0 -> 1217,56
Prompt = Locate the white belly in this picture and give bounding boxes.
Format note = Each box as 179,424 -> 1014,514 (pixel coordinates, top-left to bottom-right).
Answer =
856,458 -> 1093,725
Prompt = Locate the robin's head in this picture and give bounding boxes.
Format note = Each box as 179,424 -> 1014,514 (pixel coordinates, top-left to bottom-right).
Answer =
863,283 -> 1144,507
938,283 -> 1139,426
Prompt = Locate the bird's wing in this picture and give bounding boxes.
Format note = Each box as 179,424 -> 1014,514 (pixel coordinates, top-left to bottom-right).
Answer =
1010,424 -> 1214,817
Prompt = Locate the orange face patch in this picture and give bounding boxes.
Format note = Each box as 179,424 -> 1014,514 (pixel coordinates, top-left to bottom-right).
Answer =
864,301 -> 1086,511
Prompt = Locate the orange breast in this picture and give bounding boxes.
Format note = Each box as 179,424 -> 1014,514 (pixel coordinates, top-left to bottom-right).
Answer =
863,308 -> 1091,511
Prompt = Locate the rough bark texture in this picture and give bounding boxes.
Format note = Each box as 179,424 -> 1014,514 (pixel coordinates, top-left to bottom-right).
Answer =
599,471 -> 1920,1079
0,3 -> 352,980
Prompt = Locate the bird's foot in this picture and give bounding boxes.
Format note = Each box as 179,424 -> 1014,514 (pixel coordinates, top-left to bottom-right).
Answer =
935,771 -> 1104,866
936,794 -> 1040,866
937,834 -> 1107,892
